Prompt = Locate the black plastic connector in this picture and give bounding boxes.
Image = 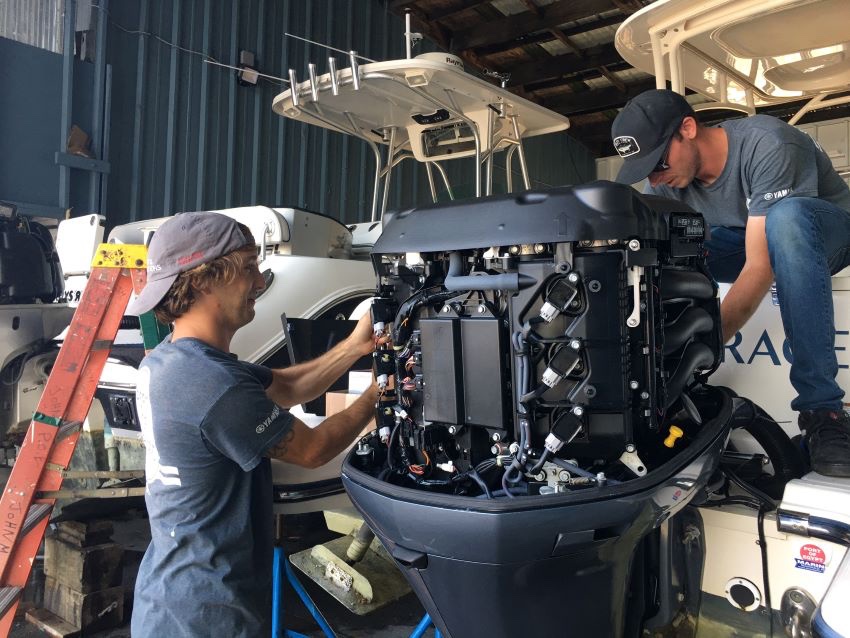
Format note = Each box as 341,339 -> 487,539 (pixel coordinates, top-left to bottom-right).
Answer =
373,350 -> 396,390
542,346 -> 581,388
372,296 -> 398,339
540,278 -> 578,322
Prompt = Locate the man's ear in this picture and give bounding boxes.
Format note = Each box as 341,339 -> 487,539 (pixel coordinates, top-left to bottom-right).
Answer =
680,115 -> 698,140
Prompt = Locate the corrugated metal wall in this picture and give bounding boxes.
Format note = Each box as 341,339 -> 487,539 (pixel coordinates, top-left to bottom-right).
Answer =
102,0 -> 596,228
0,0 -> 63,53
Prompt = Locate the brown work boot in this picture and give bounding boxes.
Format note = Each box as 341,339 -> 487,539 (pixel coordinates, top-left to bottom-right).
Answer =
799,410 -> 850,478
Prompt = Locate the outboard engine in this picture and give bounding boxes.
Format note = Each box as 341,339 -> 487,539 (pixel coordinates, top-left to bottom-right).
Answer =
342,181 -> 734,638
0,209 -> 72,436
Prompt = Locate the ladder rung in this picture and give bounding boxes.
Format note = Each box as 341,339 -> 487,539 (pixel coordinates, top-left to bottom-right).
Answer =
0,259 -> 150,625
22,503 -> 52,537
0,586 -> 22,619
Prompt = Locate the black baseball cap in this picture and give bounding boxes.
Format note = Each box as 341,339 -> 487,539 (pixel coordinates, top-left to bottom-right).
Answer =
611,89 -> 695,184
126,212 -> 252,315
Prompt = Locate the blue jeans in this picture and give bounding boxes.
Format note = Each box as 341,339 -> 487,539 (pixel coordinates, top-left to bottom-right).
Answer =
705,197 -> 850,412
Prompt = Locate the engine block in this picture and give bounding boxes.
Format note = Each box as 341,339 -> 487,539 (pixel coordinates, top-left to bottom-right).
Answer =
354,182 -> 722,495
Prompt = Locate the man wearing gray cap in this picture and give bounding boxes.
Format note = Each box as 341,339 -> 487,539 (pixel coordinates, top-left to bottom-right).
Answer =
126,211 -> 379,637
611,89 -> 850,478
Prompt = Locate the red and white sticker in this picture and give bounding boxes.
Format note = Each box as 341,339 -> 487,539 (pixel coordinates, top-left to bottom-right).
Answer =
800,544 -> 827,565
794,543 -> 829,574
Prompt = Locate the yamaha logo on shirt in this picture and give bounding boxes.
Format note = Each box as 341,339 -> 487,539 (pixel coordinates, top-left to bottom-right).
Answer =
256,405 -> 280,434
614,136 -> 640,158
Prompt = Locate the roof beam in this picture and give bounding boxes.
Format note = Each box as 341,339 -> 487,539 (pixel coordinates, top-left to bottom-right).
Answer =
428,0 -> 494,22
475,14 -> 625,55
451,0 -> 616,51
507,43 -> 621,87
542,78 -> 655,115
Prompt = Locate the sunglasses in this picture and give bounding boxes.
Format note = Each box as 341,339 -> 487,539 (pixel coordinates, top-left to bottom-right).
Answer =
652,136 -> 673,174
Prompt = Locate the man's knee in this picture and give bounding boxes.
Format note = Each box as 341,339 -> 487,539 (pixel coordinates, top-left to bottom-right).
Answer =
765,197 -> 822,253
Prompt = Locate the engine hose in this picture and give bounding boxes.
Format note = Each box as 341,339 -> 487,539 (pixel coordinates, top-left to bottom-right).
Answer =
445,251 -> 536,292
660,270 -> 714,300
663,307 -> 714,355
664,342 -> 715,408
729,398 -> 806,499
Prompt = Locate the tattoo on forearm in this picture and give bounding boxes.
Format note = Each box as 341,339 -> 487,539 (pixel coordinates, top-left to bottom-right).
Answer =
269,427 -> 296,458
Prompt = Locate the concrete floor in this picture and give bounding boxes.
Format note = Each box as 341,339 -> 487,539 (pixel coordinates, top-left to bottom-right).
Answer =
10,511 -> 434,638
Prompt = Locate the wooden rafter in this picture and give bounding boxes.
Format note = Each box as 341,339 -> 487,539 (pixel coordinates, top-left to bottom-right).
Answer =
475,14 -> 625,55
451,0 -> 616,51
507,43 -> 622,88
542,79 -> 655,114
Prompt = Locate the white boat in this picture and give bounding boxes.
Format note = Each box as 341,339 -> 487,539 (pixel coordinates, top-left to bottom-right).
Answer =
615,1 -> 850,635
87,46 -> 570,515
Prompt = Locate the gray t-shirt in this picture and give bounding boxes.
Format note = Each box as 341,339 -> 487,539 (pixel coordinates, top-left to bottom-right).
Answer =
131,337 -> 294,638
647,114 -> 850,227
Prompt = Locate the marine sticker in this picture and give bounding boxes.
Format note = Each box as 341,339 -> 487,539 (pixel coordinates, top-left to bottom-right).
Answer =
794,543 -> 827,573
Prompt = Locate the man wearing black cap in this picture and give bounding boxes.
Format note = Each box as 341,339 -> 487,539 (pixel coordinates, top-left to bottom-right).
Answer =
126,211 -> 380,637
611,89 -> 850,478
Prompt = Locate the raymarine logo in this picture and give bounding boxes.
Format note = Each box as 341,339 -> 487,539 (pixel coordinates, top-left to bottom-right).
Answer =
256,405 -> 280,434
764,188 -> 791,201
614,136 -> 640,158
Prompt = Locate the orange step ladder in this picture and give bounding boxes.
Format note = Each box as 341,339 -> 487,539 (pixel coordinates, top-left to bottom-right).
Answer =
0,244 -> 150,635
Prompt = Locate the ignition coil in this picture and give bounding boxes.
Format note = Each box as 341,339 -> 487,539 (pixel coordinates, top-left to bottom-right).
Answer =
542,345 -> 582,388
540,277 -> 579,322
544,411 -> 584,454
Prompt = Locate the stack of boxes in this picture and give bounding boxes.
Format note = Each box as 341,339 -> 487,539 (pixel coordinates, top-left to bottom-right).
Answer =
26,520 -> 124,637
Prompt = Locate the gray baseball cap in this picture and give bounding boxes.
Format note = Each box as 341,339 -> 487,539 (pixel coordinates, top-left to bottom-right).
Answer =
611,89 -> 695,185
126,211 -> 251,316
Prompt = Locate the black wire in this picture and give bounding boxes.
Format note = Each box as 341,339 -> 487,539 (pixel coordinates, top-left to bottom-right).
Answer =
501,472 -> 516,498
725,468 -> 776,510
528,449 -> 551,476
468,468 -> 492,499
386,422 -> 401,472
757,507 -> 774,638
699,496 -> 762,510
724,466 -> 775,636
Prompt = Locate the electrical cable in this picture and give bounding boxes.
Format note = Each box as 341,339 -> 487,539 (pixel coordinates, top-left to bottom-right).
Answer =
725,468 -> 776,510
722,466 -> 776,635
96,5 -> 294,87
500,472 -> 516,498
386,422 -> 401,472
757,507 -> 774,638
528,449 -> 551,476
699,496 -> 762,510
468,469 -> 492,499
483,486 -> 529,498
